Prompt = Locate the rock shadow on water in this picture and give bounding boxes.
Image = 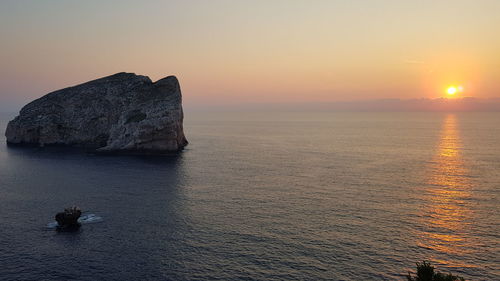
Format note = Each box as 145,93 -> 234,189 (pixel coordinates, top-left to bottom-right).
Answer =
6,142 -> 187,164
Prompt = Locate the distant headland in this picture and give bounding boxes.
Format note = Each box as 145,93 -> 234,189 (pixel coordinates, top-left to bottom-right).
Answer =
193,97 -> 500,112
5,72 -> 188,154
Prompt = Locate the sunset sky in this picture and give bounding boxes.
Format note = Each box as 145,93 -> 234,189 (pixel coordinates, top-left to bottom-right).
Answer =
1,0 -> 499,111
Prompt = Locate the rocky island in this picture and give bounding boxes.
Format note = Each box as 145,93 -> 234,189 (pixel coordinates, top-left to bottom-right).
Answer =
55,206 -> 82,231
5,72 -> 188,154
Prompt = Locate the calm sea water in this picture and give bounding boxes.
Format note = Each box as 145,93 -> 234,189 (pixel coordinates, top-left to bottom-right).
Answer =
0,112 -> 498,280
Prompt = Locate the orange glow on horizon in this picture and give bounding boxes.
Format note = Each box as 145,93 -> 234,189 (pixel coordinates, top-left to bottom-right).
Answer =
0,1 -> 499,108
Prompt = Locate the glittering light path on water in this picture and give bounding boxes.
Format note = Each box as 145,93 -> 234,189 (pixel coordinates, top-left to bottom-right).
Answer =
419,114 -> 477,269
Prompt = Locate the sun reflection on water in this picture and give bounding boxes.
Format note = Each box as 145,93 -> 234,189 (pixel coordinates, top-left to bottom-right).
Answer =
419,114 -> 475,267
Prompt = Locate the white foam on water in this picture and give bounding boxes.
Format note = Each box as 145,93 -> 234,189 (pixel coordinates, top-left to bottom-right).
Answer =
46,221 -> 58,229
78,214 -> 104,224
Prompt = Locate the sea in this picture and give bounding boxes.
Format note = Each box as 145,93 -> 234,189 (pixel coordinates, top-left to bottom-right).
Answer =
0,111 -> 498,280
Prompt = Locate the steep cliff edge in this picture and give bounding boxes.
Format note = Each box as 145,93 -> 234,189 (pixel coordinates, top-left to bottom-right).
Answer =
5,72 -> 188,153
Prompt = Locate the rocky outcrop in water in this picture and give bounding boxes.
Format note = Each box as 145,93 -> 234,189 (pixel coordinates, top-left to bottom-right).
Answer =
55,206 -> 82,231
5,72 -> 188,153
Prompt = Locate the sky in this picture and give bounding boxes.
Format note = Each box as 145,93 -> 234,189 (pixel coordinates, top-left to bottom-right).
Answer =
0,0 -> 499,111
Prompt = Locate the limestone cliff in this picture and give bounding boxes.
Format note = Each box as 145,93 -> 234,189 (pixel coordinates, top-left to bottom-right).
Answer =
5,72 -> 188,153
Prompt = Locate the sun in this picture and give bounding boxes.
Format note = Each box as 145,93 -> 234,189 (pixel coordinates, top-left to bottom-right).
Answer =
447,86 -> 457,95
446,85 -> 463,96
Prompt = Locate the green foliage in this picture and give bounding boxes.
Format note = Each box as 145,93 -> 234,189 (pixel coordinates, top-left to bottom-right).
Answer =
407,261 -> 465,281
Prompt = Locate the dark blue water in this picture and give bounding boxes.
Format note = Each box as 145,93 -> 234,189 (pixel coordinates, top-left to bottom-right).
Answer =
0,112 -> 499,280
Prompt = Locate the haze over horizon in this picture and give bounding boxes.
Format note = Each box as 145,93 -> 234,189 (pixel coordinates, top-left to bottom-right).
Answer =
1,0 -> 499,112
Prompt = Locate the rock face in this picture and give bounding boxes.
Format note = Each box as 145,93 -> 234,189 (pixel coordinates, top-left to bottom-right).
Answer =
5,72 -> 188,153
